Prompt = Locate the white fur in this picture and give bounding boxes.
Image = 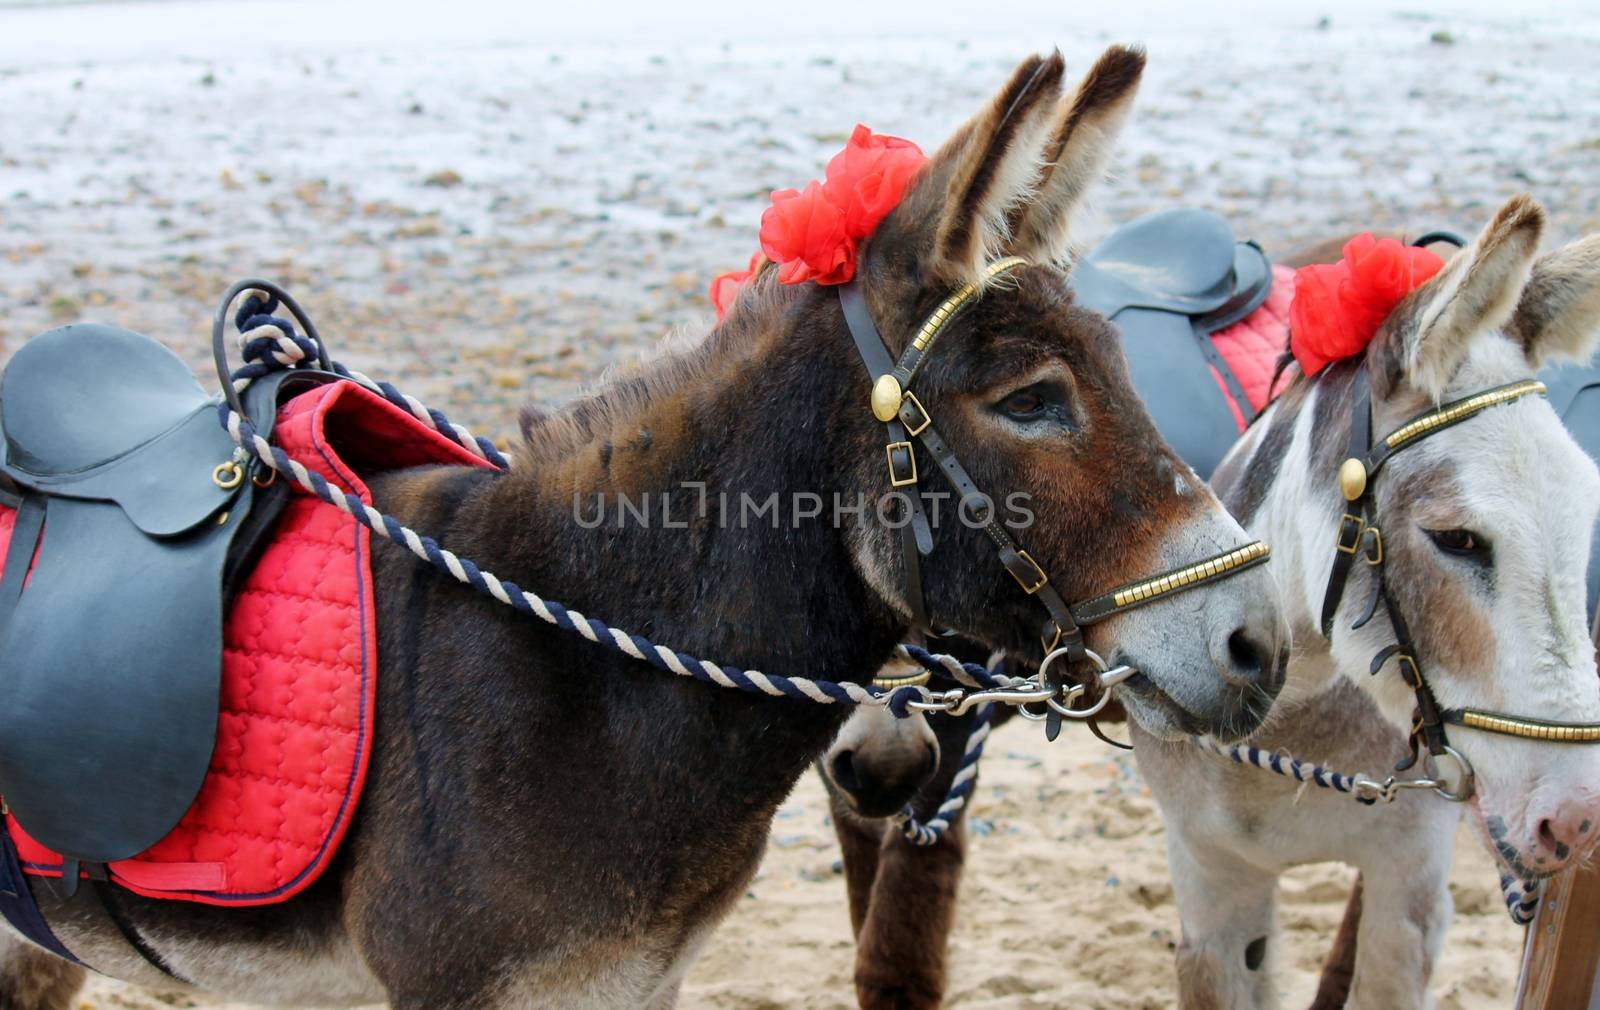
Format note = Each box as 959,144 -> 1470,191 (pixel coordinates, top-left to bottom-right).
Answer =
1139,203 -> 1600,1009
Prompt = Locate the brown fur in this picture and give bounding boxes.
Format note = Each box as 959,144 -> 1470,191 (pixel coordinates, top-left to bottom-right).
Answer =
1174,938 -> 1231,1010
1009,45 -> 1147,260
1307,875 -> 1361,1010
0,944 -> 83,1010
932,54 -> 1063,280
1377,462 -> 1498,678
10,51 -> 1254,1010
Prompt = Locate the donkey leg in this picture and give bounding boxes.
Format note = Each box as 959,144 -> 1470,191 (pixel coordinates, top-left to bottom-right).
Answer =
1343,854 -> 1451,1010
853,819 -> 966,1010
1168,834 -> 1280,1010
828,785 -> 885,938
0,935 -> 85,1010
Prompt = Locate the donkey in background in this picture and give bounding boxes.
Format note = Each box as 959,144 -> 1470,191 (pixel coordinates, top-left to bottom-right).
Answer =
1136,196 -> 1600,1010
0,49 -> 1285,1010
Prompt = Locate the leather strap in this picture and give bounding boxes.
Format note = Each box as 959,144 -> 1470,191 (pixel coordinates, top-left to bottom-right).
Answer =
1191,319 -> 1256,426
1320,375 -> 1374,637
842,282 -> 943,634
841,277 -> 1086,657
1318,368 -> 1556,762
0,495 -> 44,619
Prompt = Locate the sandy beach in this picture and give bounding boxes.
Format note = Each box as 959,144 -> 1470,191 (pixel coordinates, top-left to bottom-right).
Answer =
3,0 -> 1597,1006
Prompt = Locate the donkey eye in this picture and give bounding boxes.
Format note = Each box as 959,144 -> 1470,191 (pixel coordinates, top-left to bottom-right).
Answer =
994,381 -> 1070,425
1425,528 -> 1488,559
1000,389 -> 1046,418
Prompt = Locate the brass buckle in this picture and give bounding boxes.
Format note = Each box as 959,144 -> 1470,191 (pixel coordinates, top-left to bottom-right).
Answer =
1041,620 -> 1063,653
1395,652 -> 1420,688
1010,550 -> 1048,594
886,441 -> 918,487
900,391 -> 932,436
1335,514 -> 1364,554
1361,525 -> 1384,565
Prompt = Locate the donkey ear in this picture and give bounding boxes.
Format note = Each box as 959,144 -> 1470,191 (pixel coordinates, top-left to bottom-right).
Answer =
1511,234 -> 1600,369
929,53 -> 1065,283
1010,45 -> 1146,265
1393,194 -> 1545,399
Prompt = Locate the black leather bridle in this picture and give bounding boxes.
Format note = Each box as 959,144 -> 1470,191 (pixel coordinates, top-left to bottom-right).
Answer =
1320,371 -> 1600,802
839,256 -> 1270,695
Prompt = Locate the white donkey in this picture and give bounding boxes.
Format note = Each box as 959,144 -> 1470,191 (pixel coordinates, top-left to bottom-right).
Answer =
1135,195 -> 1600,1010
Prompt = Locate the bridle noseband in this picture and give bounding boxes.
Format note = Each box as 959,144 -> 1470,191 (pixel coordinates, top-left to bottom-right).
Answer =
840,257 -> 1270,703
1320,371 -> 1600,802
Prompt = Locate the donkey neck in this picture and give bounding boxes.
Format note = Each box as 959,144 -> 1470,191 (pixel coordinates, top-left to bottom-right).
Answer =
490,307 -> 905,695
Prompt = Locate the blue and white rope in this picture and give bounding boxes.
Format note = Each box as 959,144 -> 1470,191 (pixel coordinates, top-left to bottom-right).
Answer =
233,293 -> 510,470
897,703 -> 994,845
1194,736 -> 1541,924
219,290 -> 1026,717
1192,737 -> 1368,797
1500,871 -> 1541,926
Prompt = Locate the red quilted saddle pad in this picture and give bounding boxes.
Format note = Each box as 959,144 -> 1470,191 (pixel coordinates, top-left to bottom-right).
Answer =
1,380 -> 494,905
1208,264 -> 1296,430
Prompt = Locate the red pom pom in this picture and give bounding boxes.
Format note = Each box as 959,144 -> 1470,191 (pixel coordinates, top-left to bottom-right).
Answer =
708,253 -> 764,323
710,125 -> 926,306
822,124 -> 927,240
759,181 -> 857,286
1290,234 -> 1445,376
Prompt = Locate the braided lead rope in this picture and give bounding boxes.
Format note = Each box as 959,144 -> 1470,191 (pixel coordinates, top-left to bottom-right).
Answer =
897,703 -> 994,846
1500,872 -> 1541,926
1192,737 -> 1369,798
234,294 -> 510,469
895,644 -> 1022,692
217,293 -> 1022,718
1193,736 -> 1540,924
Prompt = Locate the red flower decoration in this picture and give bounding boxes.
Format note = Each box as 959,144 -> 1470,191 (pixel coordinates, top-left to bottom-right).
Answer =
823,124 -> 928,239
759,181 -> 857,286
1290,233 -> 1446,376
710,125 -> 927,315
708,252 -> 764,322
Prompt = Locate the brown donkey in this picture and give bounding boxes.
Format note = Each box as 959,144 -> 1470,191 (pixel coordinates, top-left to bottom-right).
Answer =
0,49 -> 1283,1010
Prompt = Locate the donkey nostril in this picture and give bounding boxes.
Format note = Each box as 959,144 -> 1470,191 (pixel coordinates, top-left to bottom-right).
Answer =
1538,818 -> 1575,860
1227,628 -> 1269,681
830,750 -> 859,793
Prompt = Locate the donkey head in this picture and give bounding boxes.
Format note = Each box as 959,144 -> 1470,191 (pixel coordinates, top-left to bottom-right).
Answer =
796,49 -> 1285,741
1338,195 -> 1600,873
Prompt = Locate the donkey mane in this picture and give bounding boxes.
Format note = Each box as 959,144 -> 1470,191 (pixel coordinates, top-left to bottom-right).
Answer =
515,266 -> 803,470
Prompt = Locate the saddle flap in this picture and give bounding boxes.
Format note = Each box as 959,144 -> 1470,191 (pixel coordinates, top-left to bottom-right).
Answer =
1113,307 -> 1246,480
11,406 -> 245,537
1541,361 -> 1600,613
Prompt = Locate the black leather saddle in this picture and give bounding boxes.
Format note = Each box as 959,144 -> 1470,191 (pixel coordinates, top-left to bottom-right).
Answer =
1539,362 -> 1600,613
1071,208 -> 1274,479
0,324 -> 328,873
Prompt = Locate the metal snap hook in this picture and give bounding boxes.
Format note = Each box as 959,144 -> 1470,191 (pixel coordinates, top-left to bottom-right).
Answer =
1428,745 -> 1475,802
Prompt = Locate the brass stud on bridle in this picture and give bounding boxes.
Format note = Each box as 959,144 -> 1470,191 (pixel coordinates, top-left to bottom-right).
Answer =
871,374 -> 903,423
1337,458 -> 1367,501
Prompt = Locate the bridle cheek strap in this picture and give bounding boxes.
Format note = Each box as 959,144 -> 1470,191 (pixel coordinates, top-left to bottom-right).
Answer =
840,263 -> 1085,657
840,262 -> 1270,670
